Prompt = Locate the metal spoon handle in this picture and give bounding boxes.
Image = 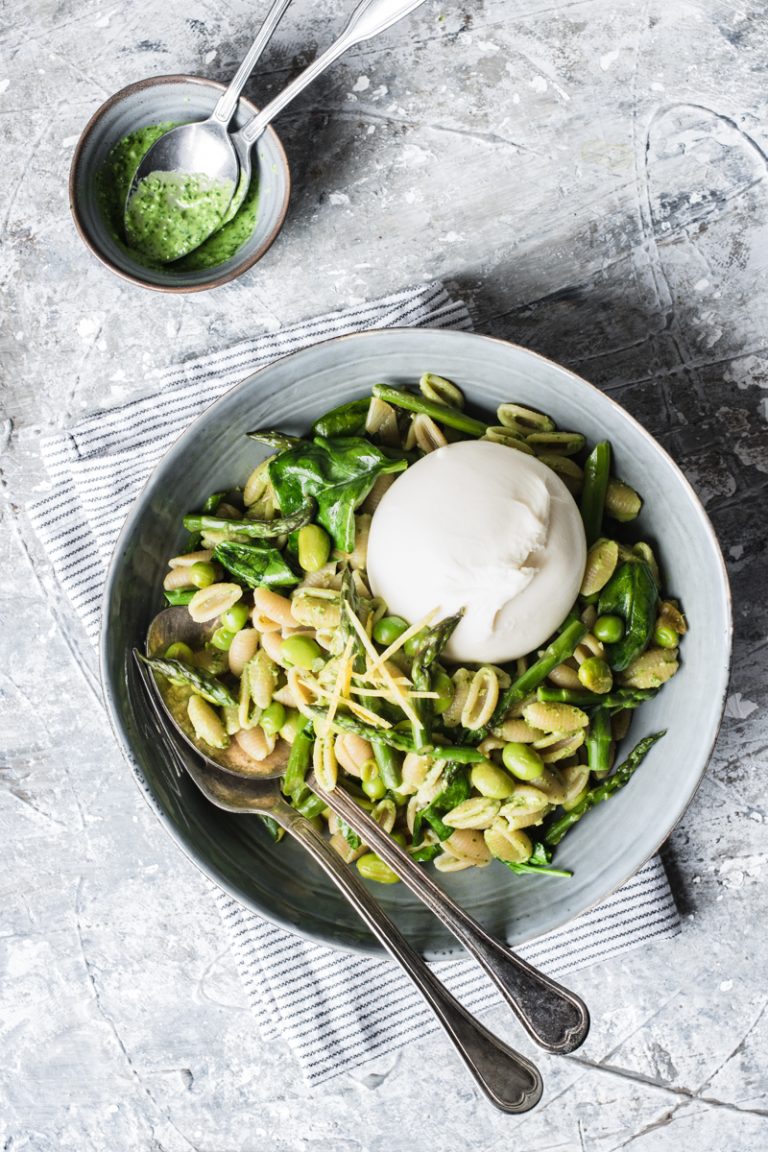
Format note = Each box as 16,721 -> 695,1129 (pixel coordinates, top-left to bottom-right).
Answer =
283,810 -> 542,1113
211,0 -> 294,126
238,0 -> 427,145
309,776 -> 590,1055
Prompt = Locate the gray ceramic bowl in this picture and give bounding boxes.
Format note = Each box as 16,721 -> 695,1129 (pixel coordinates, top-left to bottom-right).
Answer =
70,75 -> 290,292
101,329 -> 732,957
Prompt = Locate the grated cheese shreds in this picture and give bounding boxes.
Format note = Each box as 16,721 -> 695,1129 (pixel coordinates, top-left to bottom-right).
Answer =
348,687 -> 439,700
325,636 -> 355,729
345,700 -> 392,727
345,606 -> 422,727
365,607 -> 439,678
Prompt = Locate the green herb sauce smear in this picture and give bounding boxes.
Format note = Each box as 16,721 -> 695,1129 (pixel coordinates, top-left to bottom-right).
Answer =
97,122 -> 260,272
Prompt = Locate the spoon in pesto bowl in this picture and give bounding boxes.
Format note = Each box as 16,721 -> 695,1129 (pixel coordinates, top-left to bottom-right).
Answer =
123,0 -> 293,262
139,607 -> 590,1059
125,0 -> 429,262
137,607 -> 543,1114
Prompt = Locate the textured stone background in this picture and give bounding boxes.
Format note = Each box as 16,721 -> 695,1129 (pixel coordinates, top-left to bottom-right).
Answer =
2,0 -> 767,1148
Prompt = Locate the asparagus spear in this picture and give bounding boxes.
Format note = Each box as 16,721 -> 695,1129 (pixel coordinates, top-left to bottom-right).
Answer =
308,706 -> 416,752
586,706 -> 612,775
182,497 -> 315,539
544,731 -> 665,846
135,651 -> 236,708
482,617 -> 587,736
246,429 -> 305,451
371,384 -> 488,437
410,610 -> 463,748
536,685 -> 657,710
580,441 -> 611,546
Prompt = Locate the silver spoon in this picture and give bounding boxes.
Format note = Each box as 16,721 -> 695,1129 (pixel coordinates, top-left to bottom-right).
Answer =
127,0 -> 429,260
122,0 -> 293,259
142,607 -> 590,1056
135,611 -> 543,1113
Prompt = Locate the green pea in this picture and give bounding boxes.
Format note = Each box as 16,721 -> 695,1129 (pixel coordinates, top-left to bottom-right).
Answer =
281,634 -> 323,669
164,642 -> 195,662
356,853 -> 400,884
210,627 -> 236,651
432,667 -> 454,715
470,759 -> 516,800
260,701 -> 286,737
297,524 -> 331,573
653,624 -> 679,649
220,601 -> 250,632
372,615 -> 409,646
361,761 -> 387,801
403,630 -> 427,658
593,614 -> 625,643
502,742 -> 545,781
187,561 -> 217,589
577,656 -> 613,694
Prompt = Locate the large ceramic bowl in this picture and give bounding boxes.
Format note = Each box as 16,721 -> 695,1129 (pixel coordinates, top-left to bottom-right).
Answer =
70,75 -> 290,292
101,329 -> 731,957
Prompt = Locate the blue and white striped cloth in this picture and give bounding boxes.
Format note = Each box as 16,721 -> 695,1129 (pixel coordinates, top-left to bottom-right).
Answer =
27,281 -> 680,1085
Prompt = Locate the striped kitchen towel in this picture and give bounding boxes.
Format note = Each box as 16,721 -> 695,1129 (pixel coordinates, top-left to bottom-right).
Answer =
26,280 -> 680,1086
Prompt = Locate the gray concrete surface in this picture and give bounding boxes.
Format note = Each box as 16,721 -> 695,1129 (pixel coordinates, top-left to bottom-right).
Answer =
1,0 -> 767,1148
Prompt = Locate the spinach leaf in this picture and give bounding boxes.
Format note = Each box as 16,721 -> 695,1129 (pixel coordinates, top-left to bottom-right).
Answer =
268,436 -> 407,552
312,398 -> 370,439
409,843 -> 443,863
503,841 -> 573,878
412,764 -> 470,845
213,541 -> 299,589
338,818 -> 362,851
163,589 -> 195,606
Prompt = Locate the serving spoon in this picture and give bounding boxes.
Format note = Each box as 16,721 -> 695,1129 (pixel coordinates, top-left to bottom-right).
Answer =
135,612 -> 543,1114
141,607 -> 590,1055
127,0 -> 429,260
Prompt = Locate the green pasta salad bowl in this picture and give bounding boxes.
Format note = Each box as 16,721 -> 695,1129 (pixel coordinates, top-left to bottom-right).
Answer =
101,328 -> 731,957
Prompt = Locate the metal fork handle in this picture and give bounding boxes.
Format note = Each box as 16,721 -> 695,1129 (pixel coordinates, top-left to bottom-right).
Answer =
282,810 -> 543,1112
211,0 -> 294,126
309,775 -> 590,1055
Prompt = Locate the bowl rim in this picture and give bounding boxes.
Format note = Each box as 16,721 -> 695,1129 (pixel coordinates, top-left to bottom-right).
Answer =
100,327 -> 733,957
69,73 -> 292,294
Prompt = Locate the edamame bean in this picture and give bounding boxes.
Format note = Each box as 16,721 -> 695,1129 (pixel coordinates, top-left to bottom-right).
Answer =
470,759 -> 516,800
578,656 -> 613,694
187,561 -> 217,589
653,624 -> 679,649
164,642 -> 195,662
593,614 -> 625,643
361,761 -> 387,800
281,634 -> 322,669
260,701 -> 286,737
221,602 -> 250,632
356,853 -> 400,884
432,667 -> 454,715
211,627 -> 236,651
502,742 -> 545,781
297,524 -> 331,573
372,615 -> 409,646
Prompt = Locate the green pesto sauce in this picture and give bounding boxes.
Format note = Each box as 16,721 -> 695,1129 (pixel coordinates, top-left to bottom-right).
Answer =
98,122 -> 260,272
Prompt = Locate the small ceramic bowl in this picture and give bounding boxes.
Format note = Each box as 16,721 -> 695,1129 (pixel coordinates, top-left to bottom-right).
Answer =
70,75 -> 291,292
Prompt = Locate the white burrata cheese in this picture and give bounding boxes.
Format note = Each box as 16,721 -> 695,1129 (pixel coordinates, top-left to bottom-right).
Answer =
366,440 -> 586,664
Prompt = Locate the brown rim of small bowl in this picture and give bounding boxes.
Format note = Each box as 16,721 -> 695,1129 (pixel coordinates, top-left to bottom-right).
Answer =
69,73 -> 292,294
